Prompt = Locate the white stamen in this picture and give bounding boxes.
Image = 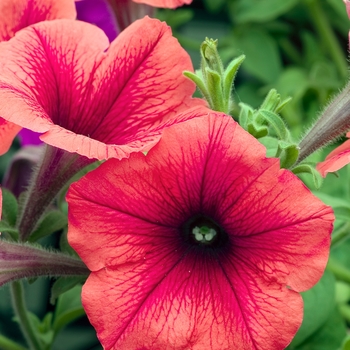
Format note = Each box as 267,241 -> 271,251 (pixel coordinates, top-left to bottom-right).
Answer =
192,226 -> 217,243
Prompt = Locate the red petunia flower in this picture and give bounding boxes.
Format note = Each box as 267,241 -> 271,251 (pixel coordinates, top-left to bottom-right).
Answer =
67,114 -> 333,350
0,16 -> 206,159
0,0 -> 76,155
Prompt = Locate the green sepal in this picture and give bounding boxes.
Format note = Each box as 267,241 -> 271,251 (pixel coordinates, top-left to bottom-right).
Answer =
277,141 -> 299,169
200,38 -> 224,76
260,89 -> 291,114
223,55 -> 245,107
183,70 -> 212,104
205,67 -> 225,112
1,189 -> 18,227
259,109 -> 288,140
0,220 -> 19,240
50,276 -> 86,305
238,102 -> 254,130
247,121 -> 269,139
28,210 -> 67,243
292,163 -> 323,189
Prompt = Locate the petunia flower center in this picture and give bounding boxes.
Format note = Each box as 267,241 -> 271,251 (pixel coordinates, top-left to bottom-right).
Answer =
192,226 -> 217,243
182,215 -> 228,249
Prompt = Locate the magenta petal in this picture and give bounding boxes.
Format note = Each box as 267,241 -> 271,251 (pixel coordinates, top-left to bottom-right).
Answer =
0,0 -> 76,41
68,114 -> 333,350
0,17 -> 205,160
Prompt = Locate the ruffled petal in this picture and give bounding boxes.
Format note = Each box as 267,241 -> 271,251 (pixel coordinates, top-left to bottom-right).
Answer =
68,114 -> 333,349
317,138 -> 350,177
0,0 -> 76,41
0,118 -> 21,155
0,17 -> 205,159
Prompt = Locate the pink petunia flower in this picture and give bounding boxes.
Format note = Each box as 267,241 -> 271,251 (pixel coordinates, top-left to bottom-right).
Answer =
0,0 -> 76,154
67,114 -> 333,350
317,132 -> 350,177
0,17 -> 206,159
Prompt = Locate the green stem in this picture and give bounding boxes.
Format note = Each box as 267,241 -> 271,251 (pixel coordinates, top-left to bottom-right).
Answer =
0,335 -> 27,350
304,0 -> 348,80
10,281 -> 42,350
331,222 -> 350,248
327,257 -> 350,284
338,303 -> 350,323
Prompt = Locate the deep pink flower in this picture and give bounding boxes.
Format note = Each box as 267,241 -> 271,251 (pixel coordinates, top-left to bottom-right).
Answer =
0,0 -> 76,154
0,17 -> 206,159
67,114 -> 333,350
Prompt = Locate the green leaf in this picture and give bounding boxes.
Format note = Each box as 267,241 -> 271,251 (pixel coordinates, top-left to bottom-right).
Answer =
247,121 -> 268,139
232,0 -> 298,23
258,136 -> 279,158
259,110 -> 288,140
0,220 -> 18,234
203,0 -> 226,13
183,71 -> 211,105
50,276 -> 86,305
1,189 -> 18,227
24,312 -> 54,347
223,54 -> 245,105
335,281 -> 350,304
205,67 -> 225,112
232,29 -> 282,83
292,163 -> 323,189
238,103 -> 254,130
278,141 -> 299,169
29,210 -> 67,242
156,9 -> 193,29
289,270 -> 336,347
289,307 -> 346,350
52,285 -> 85,336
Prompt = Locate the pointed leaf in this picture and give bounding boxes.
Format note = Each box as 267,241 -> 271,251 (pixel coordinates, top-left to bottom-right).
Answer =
205,68 -> 225,112
183,70 -> 211,104
1,188 -> 18,226
50,276 -> 86,305
29,210 -> 67,242
223,54 -> 245,106
259,109 -> 288,140
278,141 -> 299,169
238,102 -> 254,130
52,285 -> 85,335
292,163 -> 323,189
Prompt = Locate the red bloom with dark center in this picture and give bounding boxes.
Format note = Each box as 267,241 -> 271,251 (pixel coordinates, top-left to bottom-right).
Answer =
68,114 -> 333,350
0,0 -> 76,155
0,16 -> 206,159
